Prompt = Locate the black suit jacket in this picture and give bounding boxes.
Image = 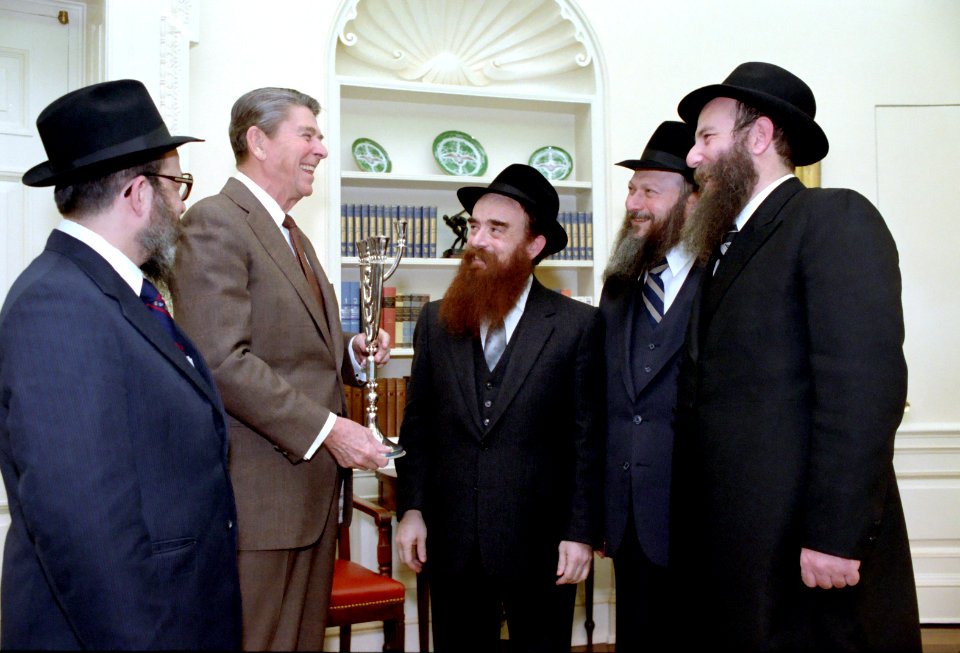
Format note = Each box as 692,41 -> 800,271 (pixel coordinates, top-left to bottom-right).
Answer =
600,265 -> 702,565
0,231 -> 241,649
396,278 -> 604,580
673,178 -> 920,651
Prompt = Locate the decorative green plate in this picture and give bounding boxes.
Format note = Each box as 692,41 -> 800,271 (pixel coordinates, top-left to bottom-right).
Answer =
529,145 -> 573,181
352,138 -> 392,173
432,130 -> 488,177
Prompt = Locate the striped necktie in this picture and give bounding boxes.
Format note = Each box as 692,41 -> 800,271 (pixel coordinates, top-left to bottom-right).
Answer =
712,226 -> 739,275
642,259 -> 669,326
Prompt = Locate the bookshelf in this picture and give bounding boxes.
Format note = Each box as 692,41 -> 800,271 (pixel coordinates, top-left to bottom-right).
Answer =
327,0 -> 607,373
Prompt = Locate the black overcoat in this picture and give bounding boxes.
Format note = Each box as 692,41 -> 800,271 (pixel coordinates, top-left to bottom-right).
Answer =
673,177 -> 920,651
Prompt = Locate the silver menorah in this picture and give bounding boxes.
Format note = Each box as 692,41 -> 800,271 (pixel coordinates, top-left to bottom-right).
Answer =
356,218 -> 407,459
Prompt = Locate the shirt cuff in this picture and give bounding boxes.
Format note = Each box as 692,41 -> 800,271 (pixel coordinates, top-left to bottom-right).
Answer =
348,333 -> 367,382
304,412 -> 338,460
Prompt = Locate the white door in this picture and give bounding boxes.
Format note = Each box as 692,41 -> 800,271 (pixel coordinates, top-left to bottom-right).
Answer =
0,0 -> 84,306
877,104 -> 960,623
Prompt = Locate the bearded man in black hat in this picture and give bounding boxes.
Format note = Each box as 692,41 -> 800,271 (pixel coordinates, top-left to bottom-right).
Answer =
599,121 -> 700,652
395,163 -> 604,652
671,62 -> 920,651
0,80 -> 241,649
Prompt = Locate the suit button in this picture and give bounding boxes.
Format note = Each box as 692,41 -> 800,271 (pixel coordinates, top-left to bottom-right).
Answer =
622,461 -> 630,471
227,519 -> 234,530
485,382 -> 493,389
484,400 -> 492,408
483,418 -> 490,426
633,415 -> 642,425
648,343 -> 656,350
643,365 -> 652,373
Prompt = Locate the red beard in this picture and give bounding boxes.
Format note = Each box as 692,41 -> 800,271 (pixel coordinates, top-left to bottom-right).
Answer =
439,245 -> 533,337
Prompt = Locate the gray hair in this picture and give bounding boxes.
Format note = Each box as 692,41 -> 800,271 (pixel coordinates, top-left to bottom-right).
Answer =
54,159 -> 162,217
228,87 -> 320,164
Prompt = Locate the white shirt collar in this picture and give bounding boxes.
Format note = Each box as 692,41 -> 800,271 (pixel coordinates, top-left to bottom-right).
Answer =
480,274 -> 534,344
235,171 -> 286,230
664,242 -> 695,277
56,219 -> 144,295
735,173 -> 794,231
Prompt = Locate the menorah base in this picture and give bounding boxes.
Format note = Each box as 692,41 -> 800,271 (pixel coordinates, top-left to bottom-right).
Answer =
384,439 -> 406,459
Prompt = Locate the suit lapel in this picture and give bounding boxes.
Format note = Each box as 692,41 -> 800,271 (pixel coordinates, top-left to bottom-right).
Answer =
222,179 -> 336,353
630,266 -> 703,399
46,231 -> 224,416
485,279 -> 555,433
703,178 -> 804,320
620,283 -> 640,399
445,330 -> 483,435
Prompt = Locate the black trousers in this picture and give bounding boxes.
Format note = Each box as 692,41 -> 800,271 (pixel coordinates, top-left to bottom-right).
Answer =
429,546 -> 577,653
613,522 -> 671,653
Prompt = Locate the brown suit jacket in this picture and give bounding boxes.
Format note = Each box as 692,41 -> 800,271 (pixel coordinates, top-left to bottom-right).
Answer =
171,177 -> 355,551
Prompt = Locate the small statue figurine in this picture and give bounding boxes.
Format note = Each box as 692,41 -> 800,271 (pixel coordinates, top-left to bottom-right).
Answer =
442,209 -> 469,258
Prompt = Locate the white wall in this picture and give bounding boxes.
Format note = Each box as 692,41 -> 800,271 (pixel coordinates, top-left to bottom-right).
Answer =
182,0 -> 960,640
95,0 -> 960,646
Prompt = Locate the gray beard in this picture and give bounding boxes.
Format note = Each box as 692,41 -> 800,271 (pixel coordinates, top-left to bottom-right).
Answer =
603,199 -> 687,283
603,219 -> 648,283
138,191 -> 181,287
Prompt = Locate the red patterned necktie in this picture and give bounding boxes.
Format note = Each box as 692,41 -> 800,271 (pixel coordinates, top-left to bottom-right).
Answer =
140,279 -> 185,354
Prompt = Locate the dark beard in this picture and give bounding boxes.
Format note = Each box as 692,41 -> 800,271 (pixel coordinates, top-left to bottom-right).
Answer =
439,244 -> 533,337
602,198 -> 687,283
139,189 -> 181,287
681,135 -> 758,264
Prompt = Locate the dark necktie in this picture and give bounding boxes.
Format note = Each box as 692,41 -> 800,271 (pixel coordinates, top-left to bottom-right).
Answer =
642,259 -> 669,325
713,226 -> 739,276
140,279 -> 185,354
484,321 -> 506,371
283,214 -> 325,311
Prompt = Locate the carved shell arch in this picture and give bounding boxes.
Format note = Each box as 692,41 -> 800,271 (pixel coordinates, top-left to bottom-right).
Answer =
337,0 -> 596,88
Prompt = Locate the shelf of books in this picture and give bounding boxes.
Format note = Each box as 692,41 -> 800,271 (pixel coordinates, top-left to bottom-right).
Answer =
331,72 -> 606,371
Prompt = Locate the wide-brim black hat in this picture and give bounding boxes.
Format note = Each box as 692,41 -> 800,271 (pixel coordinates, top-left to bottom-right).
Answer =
457,163 -> 566,263
616,120 -> 695,183
23,79 -> 202,187
677,62 -> 828,166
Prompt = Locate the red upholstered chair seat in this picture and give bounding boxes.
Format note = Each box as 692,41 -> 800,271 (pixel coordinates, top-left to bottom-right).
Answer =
328,496 -> 405,651
329,559 -> 405,625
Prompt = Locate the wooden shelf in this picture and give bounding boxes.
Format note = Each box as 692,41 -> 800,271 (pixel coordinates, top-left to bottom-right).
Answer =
341,257 -> 593,269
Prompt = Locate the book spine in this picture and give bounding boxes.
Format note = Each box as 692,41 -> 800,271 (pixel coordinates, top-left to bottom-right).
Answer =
396,376 -> 408,435
380,285 -> 397,346
340,203 -> 348,256
385,377 -> 398,438
585,211 -> 593,261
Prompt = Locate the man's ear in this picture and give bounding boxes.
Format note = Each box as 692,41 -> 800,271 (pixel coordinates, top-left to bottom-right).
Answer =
526,233 -> 547,261
122,174 -> 152,218
247,126 -> 267,160
749,116 -> 776,156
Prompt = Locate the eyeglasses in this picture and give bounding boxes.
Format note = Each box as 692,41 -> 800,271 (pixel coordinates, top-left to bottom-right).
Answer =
142,172 -> 194,201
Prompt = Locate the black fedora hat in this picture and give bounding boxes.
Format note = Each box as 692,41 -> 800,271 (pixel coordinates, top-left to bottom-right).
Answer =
22,79 -> 202,187
616,121 -> 695,183
457,163 -> 566,263
677,62 -> 828,166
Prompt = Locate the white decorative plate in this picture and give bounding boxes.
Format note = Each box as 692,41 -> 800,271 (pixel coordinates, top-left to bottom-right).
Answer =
432,130 -> 488,177
529,145 -> 573,181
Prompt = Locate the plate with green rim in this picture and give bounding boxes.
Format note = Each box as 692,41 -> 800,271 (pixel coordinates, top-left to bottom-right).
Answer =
352,137 -> 392,173
529,145 -> 573,181
432,130 -> 487,177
